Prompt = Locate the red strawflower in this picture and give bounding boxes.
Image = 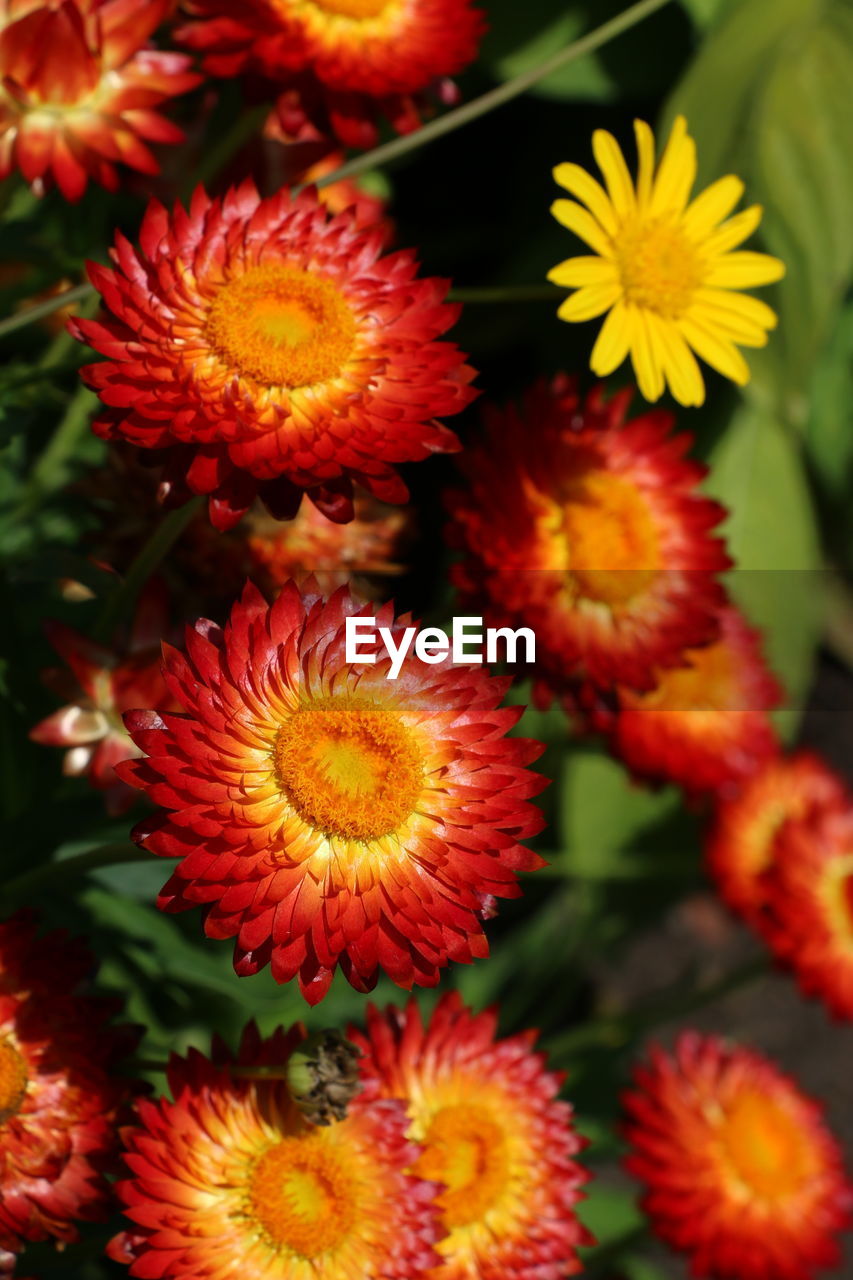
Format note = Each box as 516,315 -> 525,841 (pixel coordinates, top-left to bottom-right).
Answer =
177,0 -> 484,150
623,1032 -> 853,1280
606,604 -> 781,797
706,751 -> 848,924
71,181 -> 475,531
108,1022 -> 443,1279
351,993 -> 592,1280
763,802 -> 853,1019
119,581 -> 546,1003
0,911 -> 139,1269
29,588 -> 178,814
0,0 -> 199,201
447,376 -> 730,703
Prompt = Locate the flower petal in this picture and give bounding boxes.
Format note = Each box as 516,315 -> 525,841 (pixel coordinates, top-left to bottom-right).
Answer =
705,251 -> 786,289
703,205 -> 764,256
634,119 -> 656,210
547,256 -> 618,288
629,308 -> 666,402
691,288 -> 777,346
646,312 -> 706,407
650,114 -> 696,218
557,283 -> 621,323
682,175 -> 745,239
550,199 -> 612,256
592,129 -> 636,218
679,315 -> 751,385
590,299 -> 632,376
552,162 -> 618,236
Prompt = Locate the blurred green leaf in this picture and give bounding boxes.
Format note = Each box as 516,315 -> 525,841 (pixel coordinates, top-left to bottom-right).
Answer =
665,0 -> 853,407
707,405 -> 823,728
578,1180 -> 645,1249
804,299 -> 853,502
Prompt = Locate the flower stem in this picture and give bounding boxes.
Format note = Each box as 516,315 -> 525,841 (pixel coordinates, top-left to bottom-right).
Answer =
14,384 -> 99,518
316,0 -> 675,188
0,281 -> 94,340
1,843 -> 154,903
92,497 -> 204,642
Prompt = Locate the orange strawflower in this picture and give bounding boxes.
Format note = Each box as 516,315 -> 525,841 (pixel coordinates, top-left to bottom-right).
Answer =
72,181 -> 475,531
119,581 -> 546,1003
624,1032 -> 852,1280
108,1022 -> 444,1279
0,911 -> 138,1272
352,993 -> 592,1279
0,0 -> 199,200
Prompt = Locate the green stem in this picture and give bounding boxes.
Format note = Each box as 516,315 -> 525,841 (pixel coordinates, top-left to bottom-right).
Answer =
1,843 -> 153,902
0,281 -> 94,340
15,385 -> 98,517
93,497 -> 204,642
448,285 -> 562,303
316,0 -> 675,187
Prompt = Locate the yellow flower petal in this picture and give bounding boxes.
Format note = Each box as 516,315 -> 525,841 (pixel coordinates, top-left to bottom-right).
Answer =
552,163 -> 618,237
550,199 -> 612,257
704,205 -> 764,256
646,312 -> 706,407
692,288 -> 777,345
592,129 -> 636,218
634,119 -> 656,210
629,309 -> 666,402
547,256 -> 619,288
650,115 -> 696,218
590,300 -> 632,376
557,283 -> 622,322
705,251 -> 786,289
682,175 -> 745,239
679,316 -> 751,385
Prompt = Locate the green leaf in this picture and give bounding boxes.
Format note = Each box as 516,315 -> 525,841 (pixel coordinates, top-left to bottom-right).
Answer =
803,299 -> 853,500
578,1181 -> 645,1249
706,405 -> 822,730
665,0 -> 853,405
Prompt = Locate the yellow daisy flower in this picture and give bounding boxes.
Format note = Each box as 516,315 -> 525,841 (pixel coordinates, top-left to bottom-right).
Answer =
548,115 -> 785,407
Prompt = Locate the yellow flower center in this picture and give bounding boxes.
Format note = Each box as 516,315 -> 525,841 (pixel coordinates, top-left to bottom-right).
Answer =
249,1134 -> 355,1258
274,699 -> 424,842
615,218 -> 703,320
629,638 -> 735,713
0,1037 -> 28,1124
307,0 -> 389,17
717,1091 -> 816,1202
206,264 -> 356,389
413,1104 -> 508,1228
559,470 -> 661,608
821,855 -> 853,946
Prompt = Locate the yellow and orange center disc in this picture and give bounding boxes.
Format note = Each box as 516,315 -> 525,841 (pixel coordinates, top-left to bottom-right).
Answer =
716,1090 -> 817,1202
615,217 -> 703,319
821,855 -> 853,946
0,1036 -> 28,1125
206,264 -> 357,389
559,470 -> 661,608
414,1103 -> 509,1229
626,639 -> 736,714
249,1133 -> 356,1258
303,0 -> 389,18
274,699 -> 424,842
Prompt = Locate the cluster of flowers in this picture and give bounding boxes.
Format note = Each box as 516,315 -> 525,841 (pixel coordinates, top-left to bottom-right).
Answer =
2,911 -> 851,1280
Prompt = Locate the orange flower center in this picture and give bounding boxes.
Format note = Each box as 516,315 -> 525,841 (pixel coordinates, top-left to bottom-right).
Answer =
0,1037 -> 28,1124
206,264 -> 356,388
249,1133 -> 355,1258
628,638 -> 736,712
717,1091 -> 817,1202
274,699 -> 424,842
559,471 -> 661,607
306,0 -> 389,17
615,218 -> 703,319
413,1104 -> 508,1228
822,855 -> 853,945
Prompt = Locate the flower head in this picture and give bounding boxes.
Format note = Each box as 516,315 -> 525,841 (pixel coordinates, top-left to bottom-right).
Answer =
606,604 -> 781,796
120,581 -> 546,1003
177,0 -> 484,149
763,802 -> 853,1020
108,1022 -> 443,1279
706,751 -> 848,924
0,0 -> 199,200
72,181 -> 475,531
623,1032 -> 853,1280
549,116 -> 785,406
29,588 -> 177,814
0,911 -> 138,1266
447,376 -> 729,702
352,993 -> 592,1279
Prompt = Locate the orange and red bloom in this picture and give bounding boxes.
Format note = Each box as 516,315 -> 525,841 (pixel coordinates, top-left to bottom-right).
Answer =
29,591 -> 177,814
447,376 -> 729,704
706,751 -> 848,924
178,0 -> 485,150
0,912 -> 137,1270
108,1021 -> 443,1279
120,581 -> 545,1003
0,0 -> 199,200
73,181 -> 475,531
623,1032 -> 852,1280
606,604 -> 781,797
352,992 -> 592,1280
